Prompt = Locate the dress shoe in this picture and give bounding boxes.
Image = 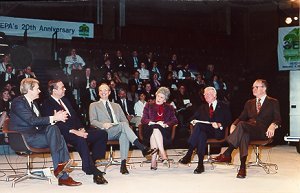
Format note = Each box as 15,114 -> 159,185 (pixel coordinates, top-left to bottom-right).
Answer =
178,155 -> 191,164
54,159 -> 73,178
236,168 -> 246,178
212,154 -> 231,163
120,164 -> 129,175
142,147 -> 158,157
193,165 -> 205,174
150,161 -> 157,170
58,177 -> 82,186
93,174 -> 108,184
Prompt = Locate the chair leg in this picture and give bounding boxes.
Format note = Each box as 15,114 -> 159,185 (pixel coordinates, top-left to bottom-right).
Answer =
248,145 -> 278,174
6,155 -> 51,187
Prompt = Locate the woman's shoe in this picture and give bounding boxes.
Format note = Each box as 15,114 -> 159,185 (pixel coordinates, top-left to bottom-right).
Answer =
162,159 -> 170,167
150,162 -> 157,170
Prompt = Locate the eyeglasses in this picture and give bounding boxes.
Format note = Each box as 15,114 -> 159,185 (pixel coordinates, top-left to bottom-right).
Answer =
252,86 -> 264,89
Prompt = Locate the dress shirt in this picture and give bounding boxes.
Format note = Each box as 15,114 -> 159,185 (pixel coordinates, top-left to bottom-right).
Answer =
100,99 -> 118,123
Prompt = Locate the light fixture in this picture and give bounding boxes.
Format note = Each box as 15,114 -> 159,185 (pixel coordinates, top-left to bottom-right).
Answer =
285,17 -> 293,24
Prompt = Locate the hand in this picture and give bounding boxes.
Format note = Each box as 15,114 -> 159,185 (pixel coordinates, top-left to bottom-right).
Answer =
53,110 -> 68,122
103,123 -> 113,129
230,124 -> 236,134
211,122 -> 220,129
72,129 -> 88,138
266,124 -> 276,138
191,120 -> 196,126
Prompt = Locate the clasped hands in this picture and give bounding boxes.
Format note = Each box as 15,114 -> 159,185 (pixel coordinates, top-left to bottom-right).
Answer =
71,128 -> 88,138
53,110 -> 68,122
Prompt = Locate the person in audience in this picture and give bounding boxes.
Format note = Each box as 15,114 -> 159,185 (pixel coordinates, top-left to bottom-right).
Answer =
141,87 -> 178,170
108,80 -> 119,103
128,70 -> 142,93
127,50 -> 140,71
143,82 -> 155,102
213,79 -> 281,179
89,83 -> 157,175
41,79 -> 108,185
113,49 -> 127,73
117,87 -> 140,128
0,88 -> 11,114
150,61 -> 162,81
100,59 -> 115,76
178,87 -> 231,174
9,78 -> 81,186
3,82 -> 19,99
178,63 -> 196,91
150,72 -> 161,92
81,78 -> 99,117
17,65 -> 36,84
165,63 -> 178,80
0,64 -> 17,89
0,53 -> 12,74
134,92 -> 147,126
137,62 -> 150,82
64,48 -> 85,76
127,83 -> 139,103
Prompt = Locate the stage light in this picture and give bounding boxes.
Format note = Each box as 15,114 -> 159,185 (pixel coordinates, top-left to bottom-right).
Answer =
285,17 -> 293,24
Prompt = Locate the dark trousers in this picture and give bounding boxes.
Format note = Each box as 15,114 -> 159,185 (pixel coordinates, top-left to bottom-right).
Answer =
25,125 -> 70,179
188,123 -> 224,160
65,129 -> 108,174
226,121 -> 267,157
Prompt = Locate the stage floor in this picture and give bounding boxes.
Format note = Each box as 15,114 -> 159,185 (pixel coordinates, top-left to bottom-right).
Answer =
0,145 -> 299,193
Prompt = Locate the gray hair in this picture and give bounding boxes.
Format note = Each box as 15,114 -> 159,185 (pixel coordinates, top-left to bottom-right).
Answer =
155,87 -> 171,100
204,86 -> 217,96
20,78 -> 39,94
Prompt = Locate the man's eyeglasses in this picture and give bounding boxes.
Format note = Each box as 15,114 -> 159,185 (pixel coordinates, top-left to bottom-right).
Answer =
252,86 -> 264,89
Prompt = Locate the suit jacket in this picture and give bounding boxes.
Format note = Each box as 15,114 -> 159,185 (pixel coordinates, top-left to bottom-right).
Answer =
89,100 -> 128,129
41,96 -> 83,137
81,87 -> 99,111
141,102 -> 178,128
9,95 -> 50,137
191,100 -> 232,138
0,73 -> 17,87
117,98 -> 135,116
232,96 -> 281,130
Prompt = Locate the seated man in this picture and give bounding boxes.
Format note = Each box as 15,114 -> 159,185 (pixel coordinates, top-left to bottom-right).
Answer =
178,87 -> 231,174
41,79 -> 108,185
213,79 -> 281,178
9,78 -> 81,186
89,83 -> 157,175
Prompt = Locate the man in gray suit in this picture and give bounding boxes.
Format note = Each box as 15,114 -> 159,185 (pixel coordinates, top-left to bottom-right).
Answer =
89,83 -> 157,174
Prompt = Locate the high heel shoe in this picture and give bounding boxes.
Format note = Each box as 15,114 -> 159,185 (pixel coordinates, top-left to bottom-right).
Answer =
162,159 -> 170,168
150,162 -> 157,170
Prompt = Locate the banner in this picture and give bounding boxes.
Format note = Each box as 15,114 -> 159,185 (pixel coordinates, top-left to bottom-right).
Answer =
278,26 -> 300,71
0,16 -> 94,40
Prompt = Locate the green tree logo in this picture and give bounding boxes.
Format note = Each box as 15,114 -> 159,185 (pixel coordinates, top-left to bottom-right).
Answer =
283,28 -> 300,62
79,24 -> 89,37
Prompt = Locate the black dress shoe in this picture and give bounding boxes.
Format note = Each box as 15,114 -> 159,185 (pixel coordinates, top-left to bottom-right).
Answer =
120,164 -> 129,175
93,174 -> 108,185
142,147 -> 158,157
193,165 -> 205,174
178,155 -> 191,165
236,168 -> 246,178
212,154 -> 232,163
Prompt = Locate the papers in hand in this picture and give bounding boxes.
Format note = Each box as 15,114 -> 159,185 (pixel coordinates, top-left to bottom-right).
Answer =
190,120 -> 212,125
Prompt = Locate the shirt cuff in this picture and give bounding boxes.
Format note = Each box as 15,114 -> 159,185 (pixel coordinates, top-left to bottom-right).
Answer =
49,116 -> 55,125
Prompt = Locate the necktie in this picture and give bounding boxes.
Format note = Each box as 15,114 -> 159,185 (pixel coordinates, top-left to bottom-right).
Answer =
106,101 -> 114,123
31,102 -> 40,116
209,103 -> 214,119
257,98 -> 261,113
59,99 -> 66,111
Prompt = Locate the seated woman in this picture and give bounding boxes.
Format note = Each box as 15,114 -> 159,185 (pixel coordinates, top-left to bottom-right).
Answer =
141,87 -> 178,170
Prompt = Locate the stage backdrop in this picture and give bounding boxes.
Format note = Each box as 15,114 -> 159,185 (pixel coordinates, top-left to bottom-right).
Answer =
278,26 -> 300,71
0,16 -> 94,40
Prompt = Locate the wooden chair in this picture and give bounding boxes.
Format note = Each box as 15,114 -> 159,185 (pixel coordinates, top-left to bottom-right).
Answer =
2,118 -> 51,187
248,138 -> 278,174
138,124 -> 177,168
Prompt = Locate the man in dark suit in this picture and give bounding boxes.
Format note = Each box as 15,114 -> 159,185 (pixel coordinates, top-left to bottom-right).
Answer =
9,78 -> 81,186
40,79 -> 108,185
0,64 -> 17,88
178,86 -> 231,174
81,78 -> 99,118
213,79 -> 281,178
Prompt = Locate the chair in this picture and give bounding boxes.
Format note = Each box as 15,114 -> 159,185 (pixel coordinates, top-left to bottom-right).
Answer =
2,118 -> 51,187
189,124 -> 229,169
138,124 -> 177,168
248,138 -> 278,174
